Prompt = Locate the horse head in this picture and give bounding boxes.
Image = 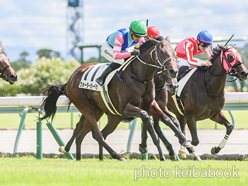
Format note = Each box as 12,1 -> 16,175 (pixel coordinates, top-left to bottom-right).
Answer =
150,36 -> 179,79
219,45 -> 248,81
155,69 -> 178,94
0,47 -> 18,84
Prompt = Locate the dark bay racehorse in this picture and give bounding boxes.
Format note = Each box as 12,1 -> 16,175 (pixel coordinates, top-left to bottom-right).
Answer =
61,67 -> 181,160
40,36 -> 192,161
167,45 -> 248,159
0,47 -> 17,84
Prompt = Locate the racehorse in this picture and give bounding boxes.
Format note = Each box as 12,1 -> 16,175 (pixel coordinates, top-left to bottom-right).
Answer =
61,67 -> 181,161
0,47 -> 17,84
40,36 -> 192,161
167,45 -> 248,159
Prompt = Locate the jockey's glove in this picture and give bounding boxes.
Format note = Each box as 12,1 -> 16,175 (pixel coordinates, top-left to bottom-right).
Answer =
131,50 -> 140,57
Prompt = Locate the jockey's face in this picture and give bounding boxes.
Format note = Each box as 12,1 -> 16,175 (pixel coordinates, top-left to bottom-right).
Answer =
197,40 -> 211,51
131,30 -> 142,42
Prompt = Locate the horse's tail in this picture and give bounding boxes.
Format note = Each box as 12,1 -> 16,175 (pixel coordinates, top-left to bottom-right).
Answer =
39,83 -> 67,121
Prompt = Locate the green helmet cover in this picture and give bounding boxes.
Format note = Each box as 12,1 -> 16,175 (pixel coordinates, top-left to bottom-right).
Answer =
129,20 -> 147,36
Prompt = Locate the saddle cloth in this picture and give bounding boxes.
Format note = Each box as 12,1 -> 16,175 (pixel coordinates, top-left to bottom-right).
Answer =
79,63 -> 117,91
172,68 -> 197,116
78,63 -> 121,115
176,68 -> 197,97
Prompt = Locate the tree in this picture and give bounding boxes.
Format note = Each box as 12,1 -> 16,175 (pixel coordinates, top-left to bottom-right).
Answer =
37,48 -> 61,59
0,57 -> 80,96
11,51 -> 32,71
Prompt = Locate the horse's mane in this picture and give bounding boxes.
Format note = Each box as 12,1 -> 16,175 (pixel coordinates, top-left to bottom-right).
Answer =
210,46 -> 222,64
139,36 -> 165,54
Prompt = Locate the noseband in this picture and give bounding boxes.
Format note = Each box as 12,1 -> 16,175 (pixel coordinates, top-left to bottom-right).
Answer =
0,64 -> 11,80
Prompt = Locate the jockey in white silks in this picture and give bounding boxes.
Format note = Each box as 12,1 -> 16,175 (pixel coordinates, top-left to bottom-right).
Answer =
96,19 -> 147,86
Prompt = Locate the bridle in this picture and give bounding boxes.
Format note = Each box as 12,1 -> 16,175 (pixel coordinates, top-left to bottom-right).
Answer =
204,46 -> 243,99
0,62 -> 11,80
136,40 -> 177,72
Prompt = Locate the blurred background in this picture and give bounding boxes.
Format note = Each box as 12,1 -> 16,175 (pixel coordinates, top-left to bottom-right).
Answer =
0,0 -> 248,130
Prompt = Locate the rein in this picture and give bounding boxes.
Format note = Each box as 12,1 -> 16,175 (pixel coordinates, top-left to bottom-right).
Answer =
204,47 -> 242,100
136,40 -> 177,71
130,39 -> 176,85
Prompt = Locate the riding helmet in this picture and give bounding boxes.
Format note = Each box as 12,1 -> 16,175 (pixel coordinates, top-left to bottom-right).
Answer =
147,26 -> 160,37
197,30 -> 213,43
129,20 -> 147,36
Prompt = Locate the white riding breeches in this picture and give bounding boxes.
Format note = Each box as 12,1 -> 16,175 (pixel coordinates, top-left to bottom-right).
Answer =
177,57 -> 198,68
101,42 -> 134,64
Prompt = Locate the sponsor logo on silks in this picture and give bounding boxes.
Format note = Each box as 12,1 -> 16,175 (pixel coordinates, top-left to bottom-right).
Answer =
104,50 -> 113,58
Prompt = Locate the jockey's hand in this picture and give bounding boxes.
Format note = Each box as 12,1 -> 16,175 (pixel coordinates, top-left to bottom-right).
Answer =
201,61 -> 212,67
131,50 -> 140,57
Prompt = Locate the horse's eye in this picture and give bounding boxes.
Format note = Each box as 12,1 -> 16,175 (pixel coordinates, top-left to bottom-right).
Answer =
227,54 -> 235,62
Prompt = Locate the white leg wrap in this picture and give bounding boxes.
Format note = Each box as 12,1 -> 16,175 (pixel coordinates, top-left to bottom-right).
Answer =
219,134 -> 229,149
179,144 -> 186,152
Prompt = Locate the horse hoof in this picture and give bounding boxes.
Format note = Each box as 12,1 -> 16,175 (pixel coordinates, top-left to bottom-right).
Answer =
119,157 -> 126,162
139,144 -> 148,154
169,155 -> 177,161
211,147 -> 217,155
178,150 -> 187,159
160,155 -> 166,161
190,152 -> 202,161
58,146 -> 66,153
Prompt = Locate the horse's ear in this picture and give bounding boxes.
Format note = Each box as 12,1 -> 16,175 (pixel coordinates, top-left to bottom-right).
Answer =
145,36 -> 151,42
233,44 -> 237,49
218,45 -> 225,51
150,37 -> 159,44
165,36 -> 170,43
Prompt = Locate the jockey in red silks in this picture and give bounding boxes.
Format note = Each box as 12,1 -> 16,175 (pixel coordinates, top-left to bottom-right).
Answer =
175,30 -> 214,77
147,26 -> 160,37
96,19 -> 147,86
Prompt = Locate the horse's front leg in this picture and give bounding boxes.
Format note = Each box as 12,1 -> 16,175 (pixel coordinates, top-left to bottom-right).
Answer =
99,115 -> 123,161
123,103 -> 151,154
149,101 -> 192,148
210,111 -> 233,155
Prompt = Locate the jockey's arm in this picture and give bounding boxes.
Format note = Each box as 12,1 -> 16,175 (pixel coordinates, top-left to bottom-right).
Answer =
185,42 -> 202,66
205,47 -> 213,58
112,34 -> 132,60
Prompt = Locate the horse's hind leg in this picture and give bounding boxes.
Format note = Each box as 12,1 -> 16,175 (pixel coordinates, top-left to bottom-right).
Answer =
210,111 -> 233,155
63,115 -> 85,153
75,122 -> 91,160
99,115 -> 122,161
77,107 -> 124,161
64,104 -> 104,153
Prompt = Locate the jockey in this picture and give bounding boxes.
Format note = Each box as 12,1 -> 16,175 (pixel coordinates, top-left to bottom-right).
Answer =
147,26 -> 160,38
96,19 -> 147,86
175,30 -> 213,76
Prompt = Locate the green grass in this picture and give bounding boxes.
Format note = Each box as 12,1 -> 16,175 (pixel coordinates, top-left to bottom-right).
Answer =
0,157 -> 247,186
0,110 -> 247,130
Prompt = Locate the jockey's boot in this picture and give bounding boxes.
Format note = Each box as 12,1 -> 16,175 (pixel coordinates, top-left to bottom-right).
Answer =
96,63 -> 120,86
177,66 -> 189,81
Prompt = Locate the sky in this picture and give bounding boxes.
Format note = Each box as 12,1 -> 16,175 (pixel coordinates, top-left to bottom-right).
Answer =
0,0 -> 248,63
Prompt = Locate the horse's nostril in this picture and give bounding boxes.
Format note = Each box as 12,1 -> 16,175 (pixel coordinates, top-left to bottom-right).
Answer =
169,69 -> 176,74
10,74 -> 17,80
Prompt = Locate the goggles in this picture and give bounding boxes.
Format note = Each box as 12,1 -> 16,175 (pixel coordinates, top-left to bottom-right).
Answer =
199,42 -> 211,48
